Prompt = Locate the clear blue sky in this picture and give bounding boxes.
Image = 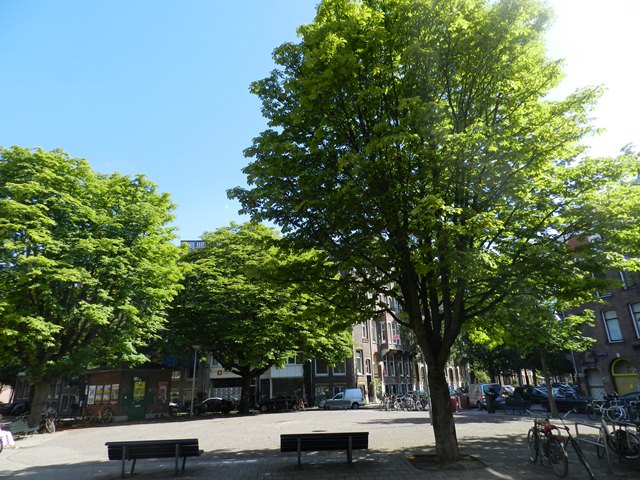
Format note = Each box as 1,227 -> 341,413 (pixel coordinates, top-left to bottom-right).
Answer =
1,1 -> 638,241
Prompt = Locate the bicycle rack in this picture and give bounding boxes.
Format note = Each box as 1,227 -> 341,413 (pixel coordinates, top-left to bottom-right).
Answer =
572,418 -> 613,474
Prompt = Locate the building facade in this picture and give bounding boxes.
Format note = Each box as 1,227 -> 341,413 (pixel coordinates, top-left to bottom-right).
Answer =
573,270 -> 640,398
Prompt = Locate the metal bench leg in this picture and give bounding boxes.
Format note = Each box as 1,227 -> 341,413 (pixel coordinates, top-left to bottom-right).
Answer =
130,459 -> 136,476
175,444 -> 180,475
347,435 -> 353,464
121,445 -> 127,478
297,438 -> 302,469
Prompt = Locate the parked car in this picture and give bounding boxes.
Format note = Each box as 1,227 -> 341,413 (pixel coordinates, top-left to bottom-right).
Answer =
0,402 -> 18,415
620,391 -> 640,403
512,386 -> 548,404
468,383 -> 503,409
9,401 -> 30,416
319,389 -> 363,410
193,397 -> 235,415
502,385 -> 515,395
257,393 -> 298,413
541,390 -> 589,413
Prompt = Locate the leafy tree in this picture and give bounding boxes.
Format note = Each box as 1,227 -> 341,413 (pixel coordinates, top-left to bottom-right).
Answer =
229,0 -> 640,460
169,222 -> 358,413
0,147 -> 181,424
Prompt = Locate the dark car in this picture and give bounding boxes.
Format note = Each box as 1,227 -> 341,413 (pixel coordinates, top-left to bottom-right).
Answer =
258,393 -> 298,413
0,402 -> 18,415
541,390 -> 589,413
9,401 -> 30,416
193,397 -> 235,415
620,391 -> 640,403
512,386 -> 548,404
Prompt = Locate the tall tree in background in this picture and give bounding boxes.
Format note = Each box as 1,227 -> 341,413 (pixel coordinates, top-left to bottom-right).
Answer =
170,222 -> 358,413
230,0 -> 640,460
0,147 -> 181,424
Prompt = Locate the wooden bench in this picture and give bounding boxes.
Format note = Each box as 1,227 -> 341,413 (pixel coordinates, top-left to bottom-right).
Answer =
105,438 -> 202,478
7,419 -> 37,438
501,397 -> 532,415
280,432 -> 368,468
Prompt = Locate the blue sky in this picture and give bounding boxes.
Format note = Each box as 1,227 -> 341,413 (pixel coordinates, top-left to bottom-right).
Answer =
1,1 -> 638,241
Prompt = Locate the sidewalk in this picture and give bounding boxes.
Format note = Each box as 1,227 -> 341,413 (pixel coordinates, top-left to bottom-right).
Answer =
0,407 -> 637,479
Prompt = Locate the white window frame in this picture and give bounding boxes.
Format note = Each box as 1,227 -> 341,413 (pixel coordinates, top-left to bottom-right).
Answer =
629,303 -> 640,338
333,361 -> 347,375
355,350 -> 364,374
602,310 -> 623,342
315,360 -> 329,376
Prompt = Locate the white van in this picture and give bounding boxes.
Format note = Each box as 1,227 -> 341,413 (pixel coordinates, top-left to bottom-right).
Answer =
468,383 -> 502,409
320,388 -> 364,410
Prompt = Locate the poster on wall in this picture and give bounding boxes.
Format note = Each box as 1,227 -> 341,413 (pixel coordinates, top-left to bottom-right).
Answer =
88,385 -> 97,405
95,385 -> 104,403
102,384 -> 111,403
133,380 -> 146,401
157,381 -> 168,403
111,384 -> 120,404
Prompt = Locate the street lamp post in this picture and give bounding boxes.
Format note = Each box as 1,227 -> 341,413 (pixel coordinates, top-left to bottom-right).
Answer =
189,346 -> 200,417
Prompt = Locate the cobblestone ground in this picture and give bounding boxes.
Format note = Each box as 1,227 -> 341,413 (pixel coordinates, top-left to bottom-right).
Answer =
0,406 -> 637,479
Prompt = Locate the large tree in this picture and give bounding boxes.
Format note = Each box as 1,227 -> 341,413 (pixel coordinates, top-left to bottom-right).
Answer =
169,222 -> 358,413
0,147 -> 182,424
229,0 -> 640,460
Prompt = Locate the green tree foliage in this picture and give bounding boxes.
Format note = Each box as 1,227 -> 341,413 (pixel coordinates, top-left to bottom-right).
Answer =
169,222 -> 358,413
0,146 -> 181,422
229,0 -> 640,459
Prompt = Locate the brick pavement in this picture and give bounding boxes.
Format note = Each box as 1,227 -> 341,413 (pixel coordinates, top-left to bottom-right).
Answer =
0,406 -> 637,479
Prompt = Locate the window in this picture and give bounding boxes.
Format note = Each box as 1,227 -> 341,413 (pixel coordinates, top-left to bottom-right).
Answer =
629,303 -> 640,338
355,351 -> 364,374
377,321 -> 387,343
333,361 -> 346,375
365,359 -> 371,375
361,321 -> 369,339
398,359 -> 404,376
171,370 -> 181,380
286,355 -> 303,365
405,361 -> 410,378
620,271 -> 637,289
315,360 -> 329,376
388,355 -> 396,376
383,356 -> 388,376
391,323 -> 401,344
603,310 -> 623,342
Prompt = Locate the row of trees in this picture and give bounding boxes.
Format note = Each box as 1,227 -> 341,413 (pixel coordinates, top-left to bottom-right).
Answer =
0,146 -> 363,423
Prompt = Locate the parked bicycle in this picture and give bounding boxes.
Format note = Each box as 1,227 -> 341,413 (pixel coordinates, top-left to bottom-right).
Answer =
527,417 -> 594,478
596,420 -> 640,461
586,392 -> 626,422
81,405 -> 113,424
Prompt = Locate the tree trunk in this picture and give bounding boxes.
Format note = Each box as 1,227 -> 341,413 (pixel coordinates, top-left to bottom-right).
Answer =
238,373 -> 253,414
427,364 -> 459,461
539,350 -> 558,418
28,381 -> 51,428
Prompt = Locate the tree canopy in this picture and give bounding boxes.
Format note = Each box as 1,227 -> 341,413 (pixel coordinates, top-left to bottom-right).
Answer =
169,222 -> 359,412
229,0 -> 640,460
0,147 -> 182,419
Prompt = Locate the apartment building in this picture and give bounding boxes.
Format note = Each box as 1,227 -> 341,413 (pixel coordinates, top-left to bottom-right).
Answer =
573,270 -> 640,398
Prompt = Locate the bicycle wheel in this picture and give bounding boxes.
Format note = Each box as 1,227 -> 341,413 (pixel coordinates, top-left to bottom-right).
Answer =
101,409 -> 113,424
45,418 -> 56,433
527,428 -> 539,463
606,406 -> 625,422
613,430 -> 640,459
546,437 -> 569,477
586,404 -> 601,421
569,437 -> 594,479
